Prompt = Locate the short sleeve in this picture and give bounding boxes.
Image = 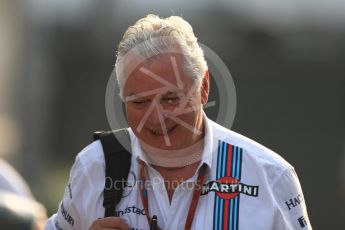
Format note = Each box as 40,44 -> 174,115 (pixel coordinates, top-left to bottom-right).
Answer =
44,156 -> 90,230
272,168 -> 312,229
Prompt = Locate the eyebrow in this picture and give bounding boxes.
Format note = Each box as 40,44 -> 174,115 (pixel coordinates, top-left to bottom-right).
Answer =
125,88 -> 165,102
125,88 -> 184,102
126,94 -> 141,101
162,90 -> 182,96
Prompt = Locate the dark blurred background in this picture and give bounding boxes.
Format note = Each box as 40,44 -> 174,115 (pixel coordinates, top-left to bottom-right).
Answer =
0,0 -> 344,229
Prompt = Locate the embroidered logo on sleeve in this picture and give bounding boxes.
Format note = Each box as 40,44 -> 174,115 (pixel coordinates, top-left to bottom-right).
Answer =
60,202 -> 75,226
67,183 -> 72,199
285,193 -> 304,210
54,219 -> 63,230
298,216 -> 308,228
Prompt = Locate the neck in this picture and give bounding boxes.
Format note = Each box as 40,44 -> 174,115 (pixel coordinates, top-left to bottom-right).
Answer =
152,160 -> 201,182
152,160 -> 201,203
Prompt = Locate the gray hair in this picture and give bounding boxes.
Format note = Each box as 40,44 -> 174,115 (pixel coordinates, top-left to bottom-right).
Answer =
115,14 -> 208,99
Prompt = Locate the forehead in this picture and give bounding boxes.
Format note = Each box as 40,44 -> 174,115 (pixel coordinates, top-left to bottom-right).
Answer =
123,53 -> 193,96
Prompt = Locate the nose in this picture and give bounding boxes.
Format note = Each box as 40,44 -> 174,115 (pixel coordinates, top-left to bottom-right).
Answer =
148,103 -> 165,127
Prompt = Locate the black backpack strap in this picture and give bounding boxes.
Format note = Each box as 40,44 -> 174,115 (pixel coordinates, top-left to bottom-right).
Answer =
93,129 -> 132,217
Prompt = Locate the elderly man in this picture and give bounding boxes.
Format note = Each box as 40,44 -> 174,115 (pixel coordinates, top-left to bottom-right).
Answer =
45,15 -> 312,230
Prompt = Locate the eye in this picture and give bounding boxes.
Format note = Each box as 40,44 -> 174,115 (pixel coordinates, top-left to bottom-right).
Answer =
133,100 -> 144,104
131,99 -> 148,107
163,97 -> 179,105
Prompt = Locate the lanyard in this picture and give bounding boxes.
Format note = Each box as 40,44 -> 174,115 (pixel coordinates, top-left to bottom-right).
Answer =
139,160 -> 207,230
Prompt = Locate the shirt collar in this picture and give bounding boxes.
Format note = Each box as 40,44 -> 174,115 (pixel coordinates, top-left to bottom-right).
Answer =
201,112 -> 213,169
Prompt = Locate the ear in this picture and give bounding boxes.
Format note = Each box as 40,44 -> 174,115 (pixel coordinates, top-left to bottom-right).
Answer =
200,70 -> 210,105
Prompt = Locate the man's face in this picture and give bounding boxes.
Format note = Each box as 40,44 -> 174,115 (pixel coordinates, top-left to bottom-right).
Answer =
123,53 -> 209,151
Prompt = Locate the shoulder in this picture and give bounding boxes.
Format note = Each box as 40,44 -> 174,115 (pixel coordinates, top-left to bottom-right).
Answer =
62,140 -> 106,193
209,119 -> 293,175
49,140 -> 106,229
75,140 -> 105,173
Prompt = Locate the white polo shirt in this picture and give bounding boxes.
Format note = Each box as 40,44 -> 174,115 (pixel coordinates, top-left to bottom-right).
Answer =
45,117 -> 312,230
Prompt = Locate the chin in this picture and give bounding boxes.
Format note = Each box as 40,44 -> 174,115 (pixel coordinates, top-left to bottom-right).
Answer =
138,133 -> 184,151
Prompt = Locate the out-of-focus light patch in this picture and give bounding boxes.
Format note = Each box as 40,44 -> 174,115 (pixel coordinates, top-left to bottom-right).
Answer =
0,0 -> 20,112
0,190 -> 47,226
0,115 -> 21,157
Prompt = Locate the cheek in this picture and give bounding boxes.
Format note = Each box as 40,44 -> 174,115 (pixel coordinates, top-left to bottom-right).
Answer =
185,97 -> 202,114
182,99 -> 202,122
126,106 -> 141,127
177,108 -> 198,125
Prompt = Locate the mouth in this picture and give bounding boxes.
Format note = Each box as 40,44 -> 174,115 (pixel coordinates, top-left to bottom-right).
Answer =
149,124 -> 178,136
